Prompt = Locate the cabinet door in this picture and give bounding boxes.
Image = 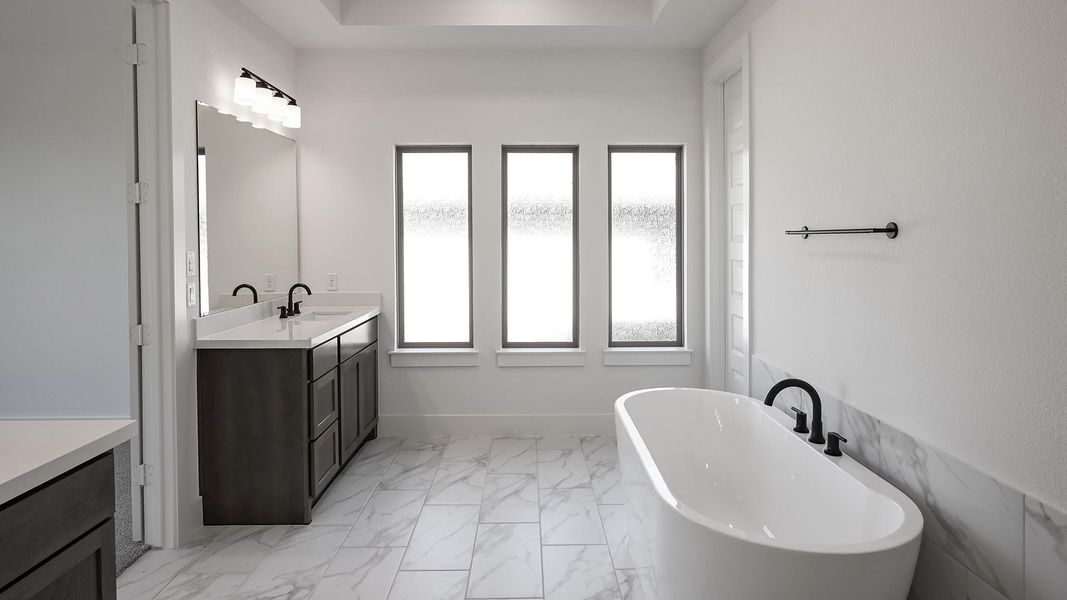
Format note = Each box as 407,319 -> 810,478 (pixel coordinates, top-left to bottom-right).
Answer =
338,356 -> 361,464
310,422 -> 340,500
357,343 -> 378,436
309,368 -> 339,439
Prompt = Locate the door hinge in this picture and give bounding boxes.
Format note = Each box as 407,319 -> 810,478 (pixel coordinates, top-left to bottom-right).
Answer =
130,323 -> 150,347
132,463 -> 154,487
124,43 -> 148,66
128,182 -> 149,205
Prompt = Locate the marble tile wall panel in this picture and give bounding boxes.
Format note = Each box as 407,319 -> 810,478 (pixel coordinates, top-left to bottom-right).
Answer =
753,356 -> 1043,600
1023,497 -> 1067,600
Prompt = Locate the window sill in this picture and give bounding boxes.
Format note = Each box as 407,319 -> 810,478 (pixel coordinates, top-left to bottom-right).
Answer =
602,347 -> 692,366
389,348 -> 480,368
496,348 -> 587,368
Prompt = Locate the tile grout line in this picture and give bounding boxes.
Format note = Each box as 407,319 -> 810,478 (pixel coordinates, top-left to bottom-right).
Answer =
588,436 -> 624,598
462,445 -> 490,600
465,436 -> 498,599
138,540 -> 211,600
306,436 -> 398,600
384,438 -> 438,598
537,438 -> 547,600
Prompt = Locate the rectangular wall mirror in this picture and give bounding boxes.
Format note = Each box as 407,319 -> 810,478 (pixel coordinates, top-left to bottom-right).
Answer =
195,102 -> 298,317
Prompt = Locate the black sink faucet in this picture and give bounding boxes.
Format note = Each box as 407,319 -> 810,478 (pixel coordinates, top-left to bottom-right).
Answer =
765,378 -> 826,444
286,283 -> 311,317
232,283 -> 258,304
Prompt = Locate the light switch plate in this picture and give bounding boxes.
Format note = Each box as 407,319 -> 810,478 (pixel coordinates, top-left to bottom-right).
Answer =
264,274 -> 275,292
186,282 -> 197,307
185,251 -> 197,277
327,273 -> 338,291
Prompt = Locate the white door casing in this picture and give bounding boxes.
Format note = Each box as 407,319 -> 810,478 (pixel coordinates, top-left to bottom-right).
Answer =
704,34 -> 751,396
723,69 -> 749,395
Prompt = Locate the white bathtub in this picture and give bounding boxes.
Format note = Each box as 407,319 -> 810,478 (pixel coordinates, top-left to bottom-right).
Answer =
615,388 -> 923,600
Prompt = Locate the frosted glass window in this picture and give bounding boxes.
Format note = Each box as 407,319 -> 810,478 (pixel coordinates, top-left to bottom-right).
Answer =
609,147 -> 683,346
503,148 -> 578,347
397,147 -> 472,347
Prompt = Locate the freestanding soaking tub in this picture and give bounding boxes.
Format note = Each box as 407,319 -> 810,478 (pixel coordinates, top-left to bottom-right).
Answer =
615,388 -> 923,600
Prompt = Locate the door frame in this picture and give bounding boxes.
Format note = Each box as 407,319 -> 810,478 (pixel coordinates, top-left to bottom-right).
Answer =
703,34 -> 751,394
130,0 -> 168,547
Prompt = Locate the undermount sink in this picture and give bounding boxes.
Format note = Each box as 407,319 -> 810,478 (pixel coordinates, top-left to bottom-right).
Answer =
293,310 -> 352,321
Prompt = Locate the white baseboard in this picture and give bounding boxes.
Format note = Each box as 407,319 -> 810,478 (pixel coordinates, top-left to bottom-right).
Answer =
378,413 -> 615,436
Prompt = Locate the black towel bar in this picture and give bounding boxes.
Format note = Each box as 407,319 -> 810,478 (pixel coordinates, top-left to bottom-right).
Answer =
786,222 -> 898,239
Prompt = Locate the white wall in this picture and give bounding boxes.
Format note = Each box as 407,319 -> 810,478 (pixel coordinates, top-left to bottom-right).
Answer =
297,49 -> 707,430
167,0 -> 296,544
705,0 -> 1067,509
0,0 -> 134,418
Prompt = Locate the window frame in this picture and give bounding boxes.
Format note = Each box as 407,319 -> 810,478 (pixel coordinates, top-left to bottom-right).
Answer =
607,145 -> 685,348
395,145 -> 475,349
501,145 -> 581,349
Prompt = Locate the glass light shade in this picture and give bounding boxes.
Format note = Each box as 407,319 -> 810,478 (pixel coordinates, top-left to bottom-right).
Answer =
251,85 -> 272,115
233,74 -> 255,106
282,103 -> 301,129
268,94 -> 288,121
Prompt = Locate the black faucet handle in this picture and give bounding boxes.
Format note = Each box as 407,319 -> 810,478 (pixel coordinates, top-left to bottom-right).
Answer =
790,406 -> 810,434
292,301 -> 302,315
278,306 -> 289,319
825,432 -> 848,457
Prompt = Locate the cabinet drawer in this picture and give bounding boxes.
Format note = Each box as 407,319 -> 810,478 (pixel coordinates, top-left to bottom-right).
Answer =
339,318 -> 377,363
309,338 -> 338,381
0,453 -> 113,590
309,368 -> 339,439
310,422 -> 340,499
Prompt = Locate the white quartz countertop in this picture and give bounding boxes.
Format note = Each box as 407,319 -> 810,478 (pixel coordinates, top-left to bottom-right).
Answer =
0,419 -> 137,506
195,305 -> 380,349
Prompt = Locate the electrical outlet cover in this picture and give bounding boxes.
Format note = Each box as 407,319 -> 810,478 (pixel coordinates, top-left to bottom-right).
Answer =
264,273 -> 275,291
186,251 -> 197,277
328,273 -> 338,291
186,282 -> 197,307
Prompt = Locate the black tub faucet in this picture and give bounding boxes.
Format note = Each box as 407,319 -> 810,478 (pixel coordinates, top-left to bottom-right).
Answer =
286,283 -> 311,317
765,378 -> 826,444
232,283 -> 258,304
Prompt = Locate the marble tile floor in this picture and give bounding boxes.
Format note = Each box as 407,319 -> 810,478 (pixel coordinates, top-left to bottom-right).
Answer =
118,434 -> 643,600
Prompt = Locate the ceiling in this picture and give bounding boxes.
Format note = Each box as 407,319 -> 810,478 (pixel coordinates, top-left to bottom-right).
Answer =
235,0 -> 748,49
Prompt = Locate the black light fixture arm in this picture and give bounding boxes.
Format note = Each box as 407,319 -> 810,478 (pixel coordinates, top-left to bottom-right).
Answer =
240,67 -> 297,104
786,221 -> 898,239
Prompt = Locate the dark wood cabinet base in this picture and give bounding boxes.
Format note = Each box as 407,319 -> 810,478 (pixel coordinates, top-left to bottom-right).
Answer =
198,317 -> 379,525
0,453 -> 117,600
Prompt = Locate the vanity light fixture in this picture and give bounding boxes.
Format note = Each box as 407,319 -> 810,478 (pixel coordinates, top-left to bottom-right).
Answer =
283,100 -> 301,129
251,81 -> 271,114
232,68 -> 301,128
233,71 -> 256,106
268,92 -> 288,122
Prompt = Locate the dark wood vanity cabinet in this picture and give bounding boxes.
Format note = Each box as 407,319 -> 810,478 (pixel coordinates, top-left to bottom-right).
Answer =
197,317 -> 378,525
0,453 -> 116,600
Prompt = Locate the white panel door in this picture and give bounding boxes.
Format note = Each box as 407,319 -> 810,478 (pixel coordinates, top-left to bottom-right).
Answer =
724,70 -> 750,395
